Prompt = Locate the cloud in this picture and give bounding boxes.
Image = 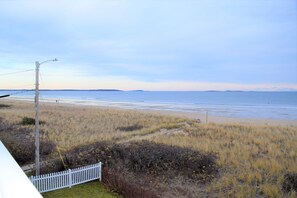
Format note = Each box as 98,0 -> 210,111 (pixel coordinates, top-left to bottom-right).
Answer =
0,0 -> 296,90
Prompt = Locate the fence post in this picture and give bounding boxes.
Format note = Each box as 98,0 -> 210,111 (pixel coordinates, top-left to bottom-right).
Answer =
68,169 -> 72,188
30,176 -> 34,186
99,162 -> 102,181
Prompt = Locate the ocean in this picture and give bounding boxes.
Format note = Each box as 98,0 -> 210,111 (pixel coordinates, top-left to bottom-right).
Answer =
1,90 -> 297,120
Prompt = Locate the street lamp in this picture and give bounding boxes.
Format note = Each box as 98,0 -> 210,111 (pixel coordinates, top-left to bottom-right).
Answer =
35,58 -> 58,176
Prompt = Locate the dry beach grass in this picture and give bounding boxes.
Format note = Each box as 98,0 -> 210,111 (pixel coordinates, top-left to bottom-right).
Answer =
0,99 -> 297,197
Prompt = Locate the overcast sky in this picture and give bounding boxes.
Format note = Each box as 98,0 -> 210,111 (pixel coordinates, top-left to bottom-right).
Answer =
0,0 -> 296,91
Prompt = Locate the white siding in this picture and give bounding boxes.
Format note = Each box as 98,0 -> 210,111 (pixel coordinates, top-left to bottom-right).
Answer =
0,141 -> 42,198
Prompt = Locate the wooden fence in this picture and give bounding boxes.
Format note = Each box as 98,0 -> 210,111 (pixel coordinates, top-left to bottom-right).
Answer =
29,162 -> 102,193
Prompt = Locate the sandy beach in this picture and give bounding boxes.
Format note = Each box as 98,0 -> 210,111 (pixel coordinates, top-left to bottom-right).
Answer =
3,98 -> 296,126
140,109 -> 297,126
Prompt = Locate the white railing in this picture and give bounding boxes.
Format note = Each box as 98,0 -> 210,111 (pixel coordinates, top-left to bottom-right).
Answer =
29,162 -> 102,193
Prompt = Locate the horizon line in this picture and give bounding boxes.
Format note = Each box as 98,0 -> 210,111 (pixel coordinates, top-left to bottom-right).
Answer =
0,89 -> 297,92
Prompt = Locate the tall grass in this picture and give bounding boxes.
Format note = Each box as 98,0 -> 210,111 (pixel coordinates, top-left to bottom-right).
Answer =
0,101 -> 184,151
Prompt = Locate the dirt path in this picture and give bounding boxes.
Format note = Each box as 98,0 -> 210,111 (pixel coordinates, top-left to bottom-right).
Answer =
21,163 -> 35,174
117,127 -> 188,144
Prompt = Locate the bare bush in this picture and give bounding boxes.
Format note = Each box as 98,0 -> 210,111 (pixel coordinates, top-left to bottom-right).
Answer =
65,141 -> 218,180
117,124 -> 144,132
283,173 -> 297,193
103,168 -> 160,198
0,117 -> 55,165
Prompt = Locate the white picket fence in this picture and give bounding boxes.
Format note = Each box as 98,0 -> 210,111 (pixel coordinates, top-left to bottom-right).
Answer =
29,162 -> 102,193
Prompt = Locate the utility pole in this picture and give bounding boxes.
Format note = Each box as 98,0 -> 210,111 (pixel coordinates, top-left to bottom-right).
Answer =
35,61 -> 40,176
34,59 -> 57,176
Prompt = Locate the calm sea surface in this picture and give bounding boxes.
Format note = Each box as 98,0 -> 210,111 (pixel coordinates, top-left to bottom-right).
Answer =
1,90 -> 297,120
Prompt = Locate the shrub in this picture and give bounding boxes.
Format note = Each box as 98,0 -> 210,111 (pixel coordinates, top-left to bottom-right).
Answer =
283,173 -> 297,193
65,141 -> 218,198
0,118 -> 55,165
116,124 -> 143,132
125,141 -> 218,179
3,137 -> 56,165
102,168 -> 160,198
20,117 -> 35,125
40,139 -> 56,156
20,117 -> 45,125
5,137 -> 35,165
0,104 -> 11,108
65,141 -> 218,180
40,157 -> 64,174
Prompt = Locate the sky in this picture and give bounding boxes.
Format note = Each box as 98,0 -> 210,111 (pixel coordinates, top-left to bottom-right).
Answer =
0,0 -> 296,91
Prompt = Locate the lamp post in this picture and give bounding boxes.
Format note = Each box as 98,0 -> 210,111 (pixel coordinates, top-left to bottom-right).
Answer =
35,58 -> 57,176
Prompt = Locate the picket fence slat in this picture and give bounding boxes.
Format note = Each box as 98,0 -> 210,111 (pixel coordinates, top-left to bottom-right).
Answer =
30,162 -> 102,193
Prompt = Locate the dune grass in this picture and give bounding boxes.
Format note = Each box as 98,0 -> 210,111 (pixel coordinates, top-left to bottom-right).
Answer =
0,101 -> 185,151
1,100 -> 297,197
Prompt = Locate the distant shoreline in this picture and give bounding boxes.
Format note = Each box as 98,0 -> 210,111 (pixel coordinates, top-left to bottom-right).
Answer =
0,89 -> 297,92
0,89 -> 123,92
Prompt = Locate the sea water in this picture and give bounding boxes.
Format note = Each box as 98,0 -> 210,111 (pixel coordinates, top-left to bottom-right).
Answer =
1,90 -> 297,120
